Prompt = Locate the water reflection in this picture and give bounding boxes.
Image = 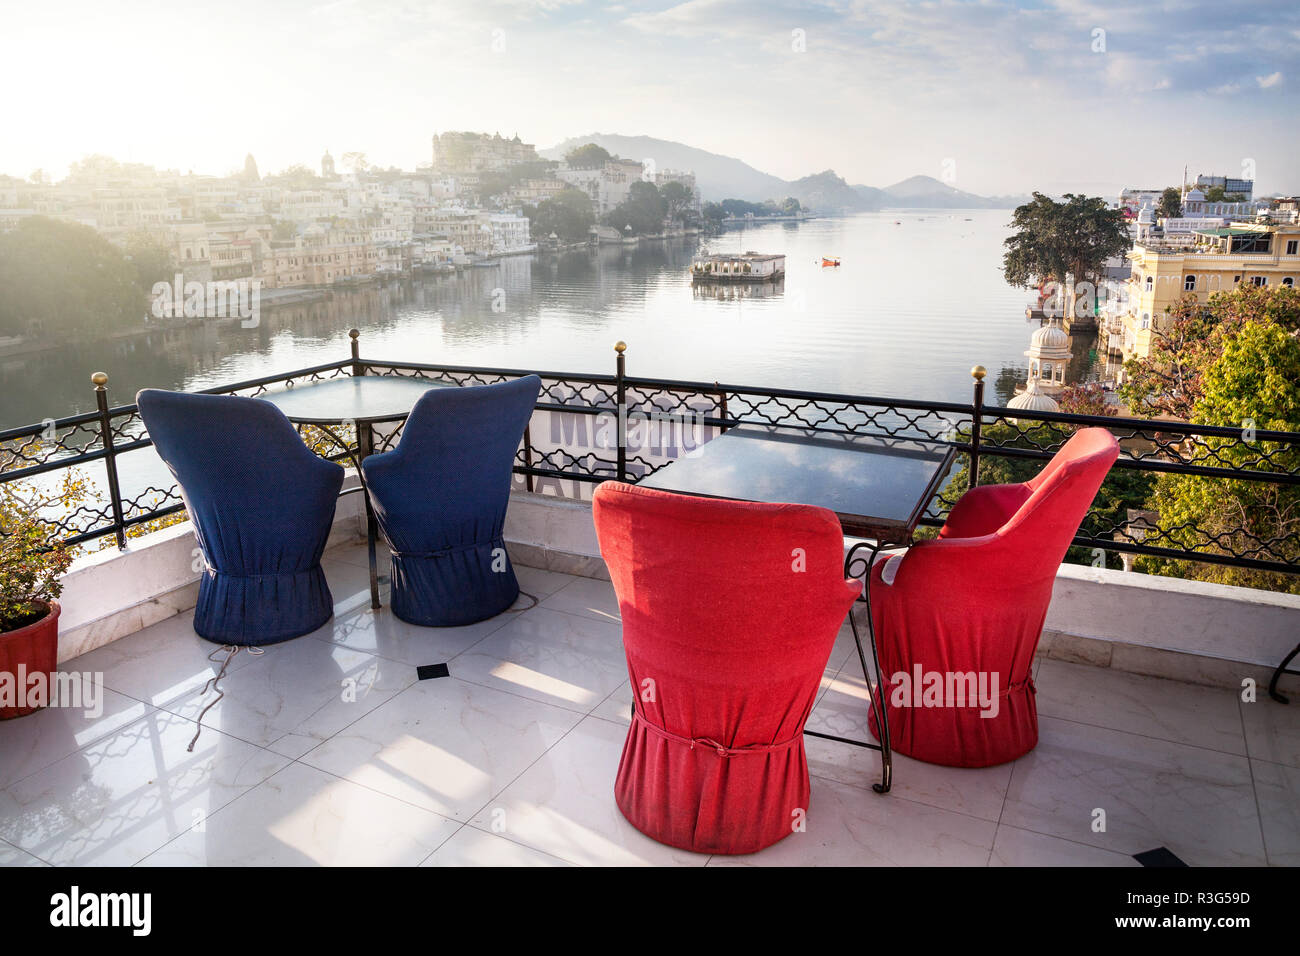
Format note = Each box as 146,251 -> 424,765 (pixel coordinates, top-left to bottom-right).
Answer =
2,212 -> 1102,430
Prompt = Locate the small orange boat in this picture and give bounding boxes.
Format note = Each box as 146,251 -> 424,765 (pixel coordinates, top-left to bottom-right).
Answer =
821,256 -> 841,267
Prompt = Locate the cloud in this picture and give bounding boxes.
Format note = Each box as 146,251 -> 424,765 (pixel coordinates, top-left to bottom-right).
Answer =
1257,71 -> 1284,88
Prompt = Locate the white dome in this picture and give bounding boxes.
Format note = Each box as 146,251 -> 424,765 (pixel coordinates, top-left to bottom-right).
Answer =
1031,321 -> 1069,351
1185,189 -> 1205,202
1008,380 -> 1061,413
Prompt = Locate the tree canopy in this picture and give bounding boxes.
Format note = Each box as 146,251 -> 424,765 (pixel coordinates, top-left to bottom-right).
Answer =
1120,284 -> 1300,419
527,188 -> 596,242
1157,186 -> 1182,219
604,181 -> 667,235
1002,192 -> 1130,291
0,217 -> 146,339
564,143 -> 612,169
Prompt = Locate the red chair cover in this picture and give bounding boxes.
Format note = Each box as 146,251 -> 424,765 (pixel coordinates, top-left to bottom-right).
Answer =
868,427 -> 1120,767
593,482 -> 861,855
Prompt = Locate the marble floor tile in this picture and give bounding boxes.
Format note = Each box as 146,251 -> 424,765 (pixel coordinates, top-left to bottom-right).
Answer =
989,824 -> 1139,866
316,600 -> 513,670
0,839 -> 48,866
65,614 -> 259,710
156,637 -> 419,759
539,576 -> 620,624
0,681 -> 154,790
0,708 -> 290,866
1240,696 -> 1300,769
514,565 -> 581,599
420,825 -> 575,867
1251,758 -> 1300,866
1001,716 -> 1266,866
448,607 -> 627,713
805,664 -> 1014,822
299,675 -> 582,820
139,762 -> 459,866
1035,658 -> 1246,755
468,716 -> 710,866
711,774 -> 997,866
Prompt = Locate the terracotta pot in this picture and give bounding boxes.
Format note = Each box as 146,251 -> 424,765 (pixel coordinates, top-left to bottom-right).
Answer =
0,600 -> 60,719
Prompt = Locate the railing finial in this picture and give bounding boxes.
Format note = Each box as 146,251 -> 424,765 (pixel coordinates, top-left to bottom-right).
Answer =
971,365 -> 987,381
614,340 -> 627,354
91,371 -> 108,389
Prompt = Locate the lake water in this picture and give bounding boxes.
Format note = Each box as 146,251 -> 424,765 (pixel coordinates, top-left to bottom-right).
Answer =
0,209 -> 1105,432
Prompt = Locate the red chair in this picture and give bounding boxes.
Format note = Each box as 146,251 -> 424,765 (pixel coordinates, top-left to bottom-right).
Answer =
867,427 -> 1119,767
593,482 -> 861,855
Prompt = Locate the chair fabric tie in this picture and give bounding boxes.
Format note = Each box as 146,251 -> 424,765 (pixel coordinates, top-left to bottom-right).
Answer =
631,708 -> 802,758
389,537 -> 505,560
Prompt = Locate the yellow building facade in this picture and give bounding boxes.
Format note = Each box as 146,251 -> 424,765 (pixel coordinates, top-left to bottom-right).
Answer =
1122,222 -> 1300,360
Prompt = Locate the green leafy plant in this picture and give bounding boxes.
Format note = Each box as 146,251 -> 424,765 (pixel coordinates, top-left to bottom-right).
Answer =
0,460 -> 84,631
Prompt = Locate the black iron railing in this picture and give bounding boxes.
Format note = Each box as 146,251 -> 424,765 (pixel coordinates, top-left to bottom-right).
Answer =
2,333 -> 1299,579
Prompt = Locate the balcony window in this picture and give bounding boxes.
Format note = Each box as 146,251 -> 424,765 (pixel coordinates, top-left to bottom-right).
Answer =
1283,277 -> 1294,288
1144,276 -> 1153,292
1184,275 -> 1196,291
1287,239 -> 1298,255
1252,276 -> 1268,287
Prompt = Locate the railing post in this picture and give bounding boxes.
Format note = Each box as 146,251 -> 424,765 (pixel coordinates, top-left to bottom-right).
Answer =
349,328 -> 362,376
93,372 -> 127,549
970,364 -> 986,489
523,423 -> 535,493
615,340 -> 627,482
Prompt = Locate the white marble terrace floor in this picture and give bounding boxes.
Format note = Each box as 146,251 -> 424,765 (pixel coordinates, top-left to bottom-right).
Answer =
0,541 -> 1296,867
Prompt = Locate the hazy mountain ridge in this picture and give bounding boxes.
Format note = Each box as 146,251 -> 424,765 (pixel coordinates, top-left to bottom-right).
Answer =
541,134 -> 1023,212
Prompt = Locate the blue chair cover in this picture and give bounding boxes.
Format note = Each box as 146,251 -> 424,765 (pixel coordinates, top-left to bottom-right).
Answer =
136,389 -> 344,645
362,375 -> 541,626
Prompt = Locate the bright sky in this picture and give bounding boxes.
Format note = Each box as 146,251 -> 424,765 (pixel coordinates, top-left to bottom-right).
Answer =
4,0 -> 1297,196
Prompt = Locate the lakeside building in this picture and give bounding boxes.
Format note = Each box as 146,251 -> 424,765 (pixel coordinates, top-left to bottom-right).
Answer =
431,131 -> 538,174
557,158 -> 645,216
690,252 -> 786,283
654,168 -> 702,212
510,178 -> 569,205
1195,174 -> 1254,201
1119,219 -> 1300,361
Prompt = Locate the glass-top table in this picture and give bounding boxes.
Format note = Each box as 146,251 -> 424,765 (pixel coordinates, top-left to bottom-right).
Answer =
259,375 -> 454,610
639,423 -> 957,794
639,424 -> 955,546
257,375 -> 452,425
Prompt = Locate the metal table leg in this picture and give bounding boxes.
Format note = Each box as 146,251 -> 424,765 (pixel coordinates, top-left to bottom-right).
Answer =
356,422 -> 382,611
803,540 -> 893,794
1269,641 -> 1299,704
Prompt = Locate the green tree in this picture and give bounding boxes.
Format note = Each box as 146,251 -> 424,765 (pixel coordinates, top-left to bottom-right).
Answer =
527,188 -> 595,242
564,143 -> 612,169
123,231 -> 175,290
1136,322 -> 1300,592
1157,186 -> 1182,219
660,181 -> 692,223
0,217 -> 144,339
604,181 -> 666,235
1002,193 -> 1130,314
1120,284 -> 1300,419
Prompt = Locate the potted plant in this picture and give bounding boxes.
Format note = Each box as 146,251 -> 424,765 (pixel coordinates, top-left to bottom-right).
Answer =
0,469 -> 76,719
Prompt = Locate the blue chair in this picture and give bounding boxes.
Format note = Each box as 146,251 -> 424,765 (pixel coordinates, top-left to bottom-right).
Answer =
362,375 -> 541,626
136,390 -> 344,645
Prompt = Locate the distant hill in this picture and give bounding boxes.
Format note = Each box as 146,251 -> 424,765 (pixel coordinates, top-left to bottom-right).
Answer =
872,175 -> 1026,209
787,170 -> 879,213
541,133 -> 1022,212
